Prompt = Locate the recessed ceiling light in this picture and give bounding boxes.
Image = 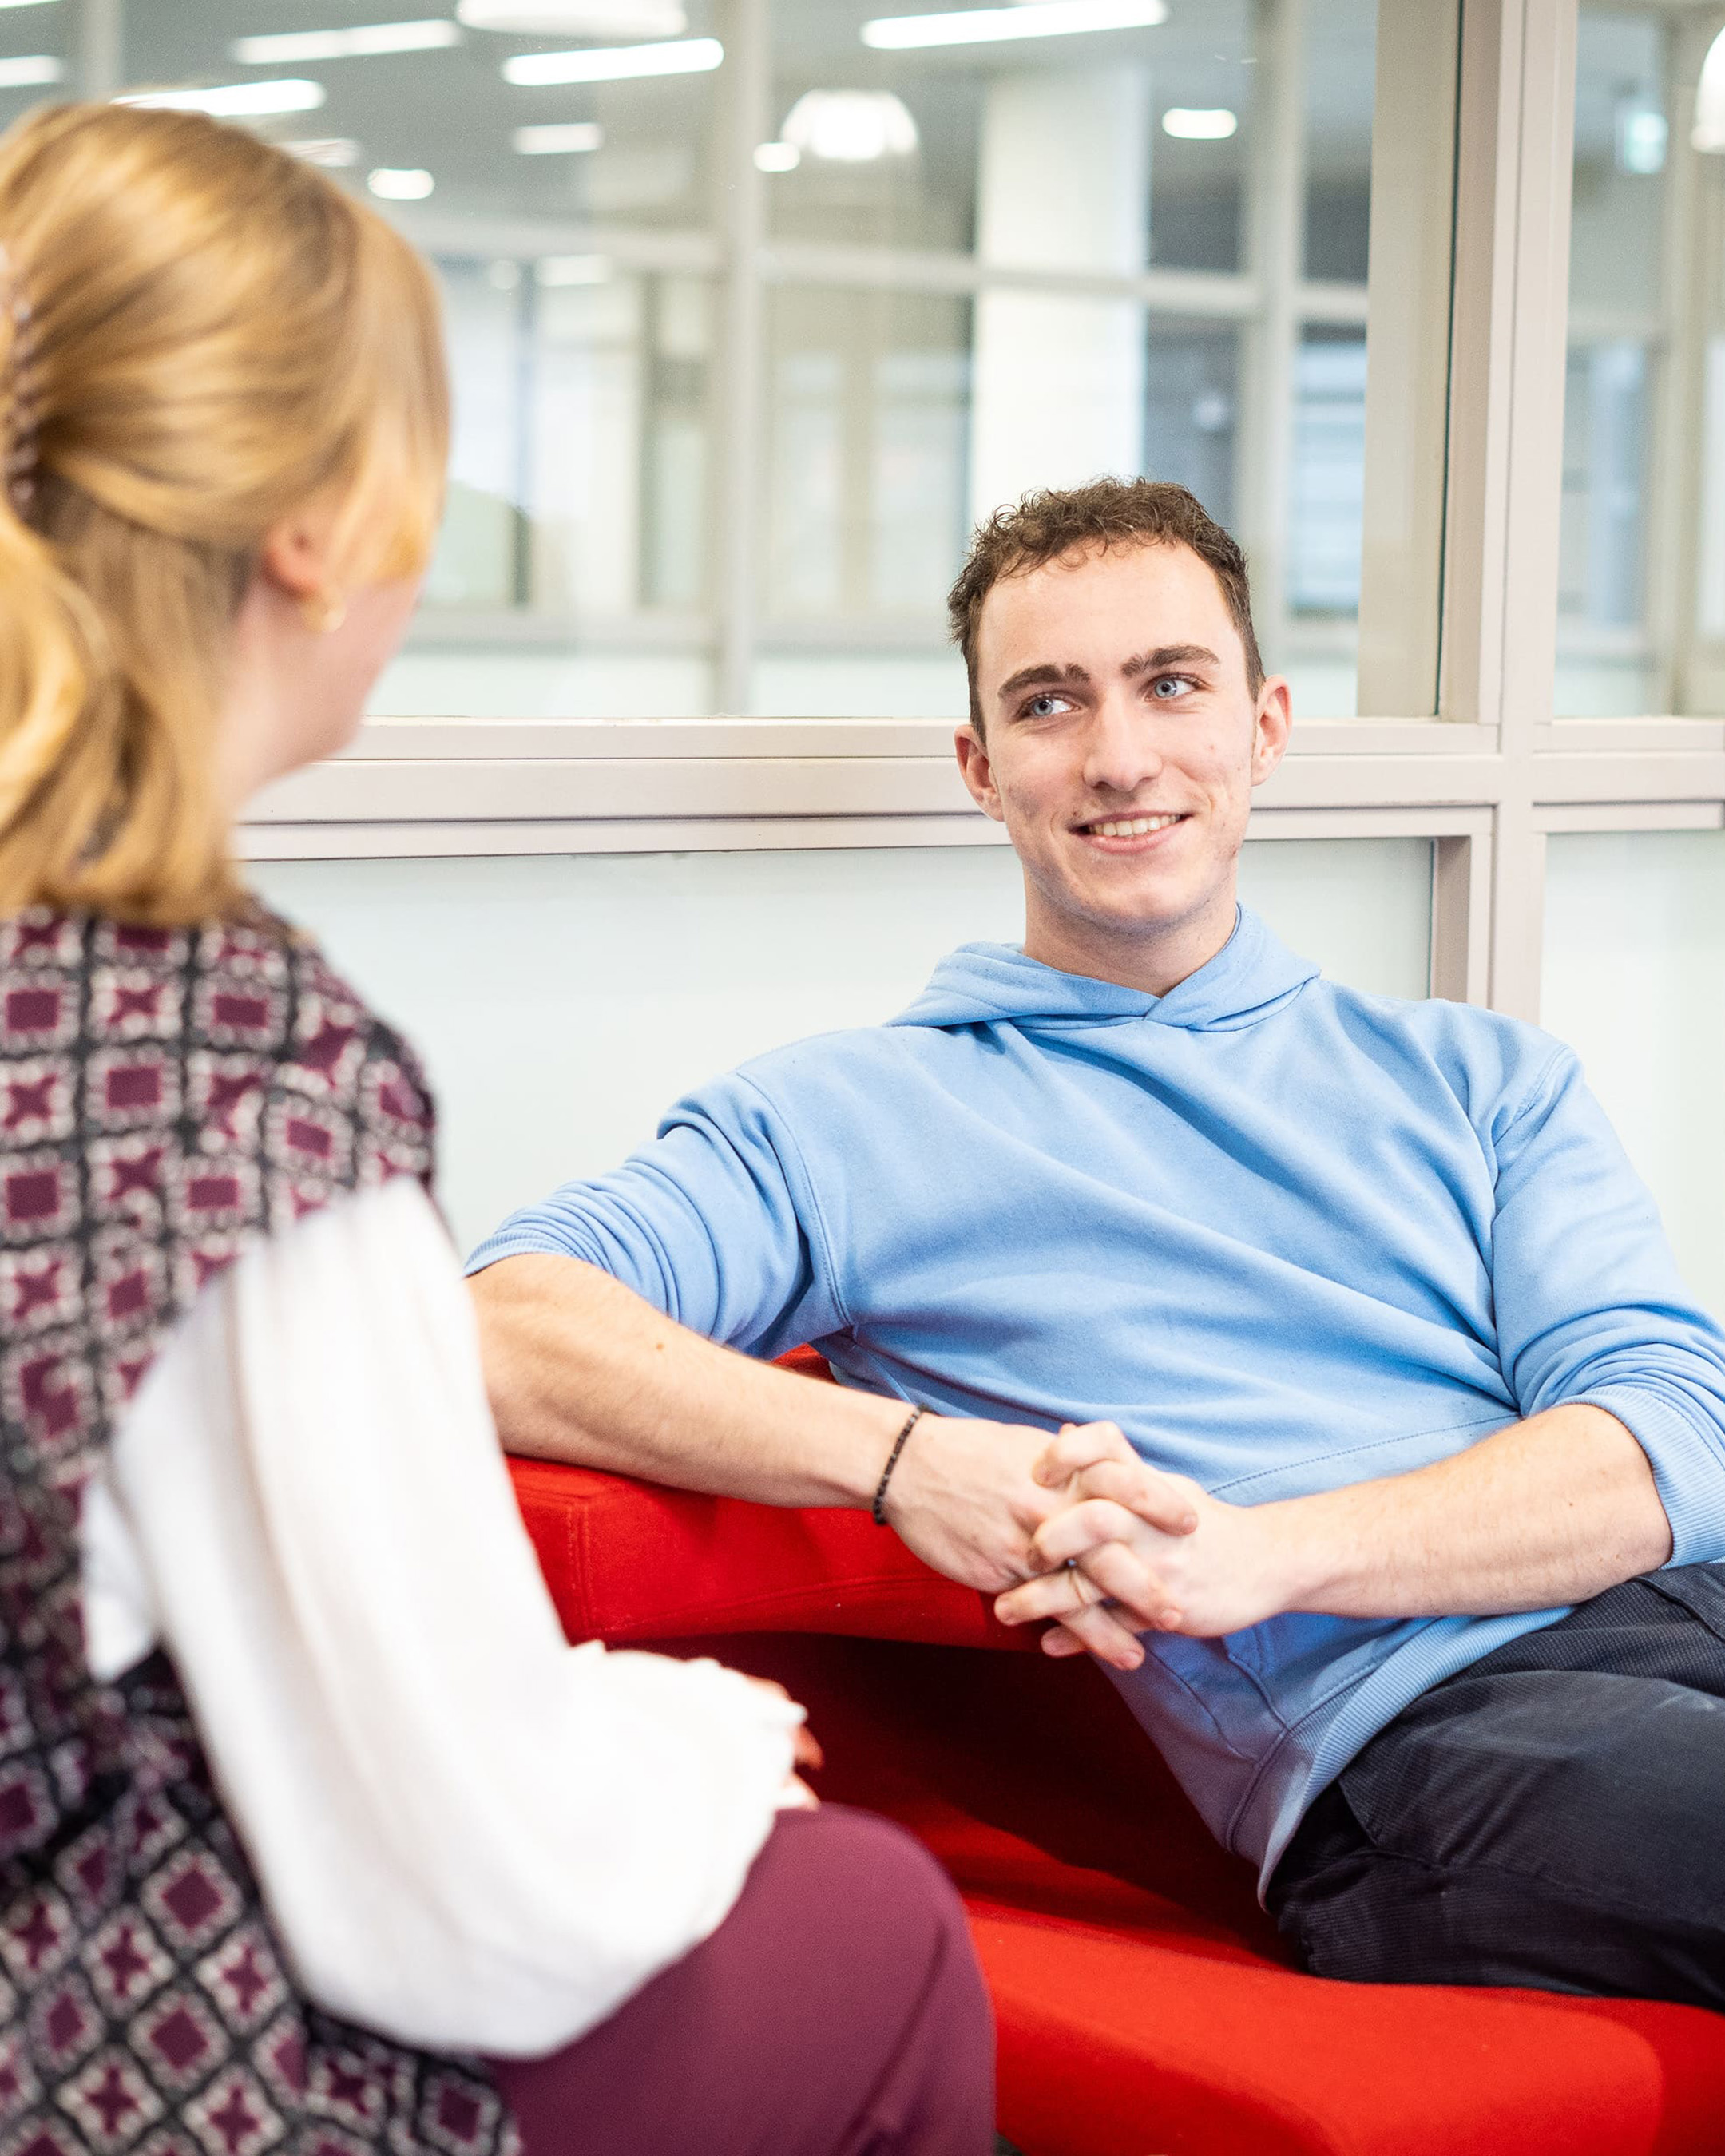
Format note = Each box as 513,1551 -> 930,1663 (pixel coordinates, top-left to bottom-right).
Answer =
1615,102 -> 1666,176
862,0 -> 1166,51
368,165 -> 435,198
781,90 -> 918,163
753,141 -> 799,172
284,137 -> 363,166
1161,106 -> 1237,140
503,35 -> 722,85
514,120 -> 605,153
121,77 -> 327,117
232,21 -> 462,65
537,252 -> 611,284
0,54 -> 61,86
458,0 -> 686,32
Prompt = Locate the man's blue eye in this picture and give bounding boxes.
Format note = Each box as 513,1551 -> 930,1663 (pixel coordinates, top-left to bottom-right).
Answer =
1027,694 -> 1062,716
1152,676 -> 1193,699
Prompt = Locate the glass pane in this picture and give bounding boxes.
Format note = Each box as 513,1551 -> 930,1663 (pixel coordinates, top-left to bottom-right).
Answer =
1288,326 -> 1366,612
764,286 -> 970,624
383,256 -> 716,715
0,8 -> 71,116
756,0 -> 1402,720
120,0 -> 722,230
762,290 -> 1255,715
1541,830 -> 1725,1321
764,0 -> 1255,269
1552,4 -> 1725,717
117,0 -> 720,718
106,0 -> 1426,721
1303,0 -> 1375,283
253,835 -> 1430,1253
1558,6 -> 1668,715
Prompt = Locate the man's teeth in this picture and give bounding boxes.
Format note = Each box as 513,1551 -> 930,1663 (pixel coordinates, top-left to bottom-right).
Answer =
1088,814 -> 1184,838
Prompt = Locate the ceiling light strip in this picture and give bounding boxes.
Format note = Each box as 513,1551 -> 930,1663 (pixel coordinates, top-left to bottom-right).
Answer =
0,53 -> 60,85
502,35 -> 722,85
232,21 -> 462,65
862,0 -> 1165,51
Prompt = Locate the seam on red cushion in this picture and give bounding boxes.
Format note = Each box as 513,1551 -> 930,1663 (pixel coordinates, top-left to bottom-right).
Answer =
568,1492 -> 594,1639
599,1579 -> 996,1631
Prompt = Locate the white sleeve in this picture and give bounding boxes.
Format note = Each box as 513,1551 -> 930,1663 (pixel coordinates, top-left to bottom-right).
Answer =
96,1175 -> 800,2058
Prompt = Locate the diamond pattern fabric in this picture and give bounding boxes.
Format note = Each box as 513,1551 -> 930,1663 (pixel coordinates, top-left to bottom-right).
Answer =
0,908 -> 518,2156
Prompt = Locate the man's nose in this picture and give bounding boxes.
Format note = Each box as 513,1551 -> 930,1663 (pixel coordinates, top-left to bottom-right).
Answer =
1082,692 -> 1164,795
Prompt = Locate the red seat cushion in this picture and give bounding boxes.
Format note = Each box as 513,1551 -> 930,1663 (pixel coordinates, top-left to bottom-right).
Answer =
509,1456 -> 1033,1650
506,1349 -> 1029,1650
665,1631 -> 1725,2156
507,1352 -> 1725,2154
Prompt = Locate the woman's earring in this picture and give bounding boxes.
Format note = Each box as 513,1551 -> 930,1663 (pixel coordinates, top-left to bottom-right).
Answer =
301,589 -> 347,635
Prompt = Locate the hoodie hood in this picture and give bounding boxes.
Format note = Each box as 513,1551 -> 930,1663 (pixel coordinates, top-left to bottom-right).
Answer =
890,905 -> 1320,1034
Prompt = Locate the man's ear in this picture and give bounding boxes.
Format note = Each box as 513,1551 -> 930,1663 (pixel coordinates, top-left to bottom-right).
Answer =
954,723 -> 1005,822
1249,676 -> 1292,787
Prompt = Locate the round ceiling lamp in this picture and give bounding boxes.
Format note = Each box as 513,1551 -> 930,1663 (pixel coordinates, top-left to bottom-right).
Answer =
1694,25 -> 1725,153
780,89 -> 919,164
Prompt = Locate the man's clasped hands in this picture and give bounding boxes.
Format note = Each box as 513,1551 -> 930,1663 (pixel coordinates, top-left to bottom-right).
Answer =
879,1413 -> 1299,1671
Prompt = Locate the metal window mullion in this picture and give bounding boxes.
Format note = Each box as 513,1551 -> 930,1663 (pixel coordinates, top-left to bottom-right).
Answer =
1239,0 -> 1307,668
714,0 -> 770,716
1355,0 -> 1461,721
1439,0 -> 1576,1022
1655,14 -> 1724,717
81,0 -> 122,98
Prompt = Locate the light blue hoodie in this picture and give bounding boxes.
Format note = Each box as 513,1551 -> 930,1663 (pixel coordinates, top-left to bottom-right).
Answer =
469,907 -> 1725,1892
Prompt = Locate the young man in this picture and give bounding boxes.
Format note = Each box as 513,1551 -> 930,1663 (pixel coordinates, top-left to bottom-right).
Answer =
468,480 -> 1725,2007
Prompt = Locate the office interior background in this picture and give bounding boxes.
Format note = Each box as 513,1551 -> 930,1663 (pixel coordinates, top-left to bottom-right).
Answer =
22,0 -> 1725,1304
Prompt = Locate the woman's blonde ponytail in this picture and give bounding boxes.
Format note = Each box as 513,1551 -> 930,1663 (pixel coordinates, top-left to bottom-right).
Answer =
0,101 -> 448,925
0,244 -> 117,910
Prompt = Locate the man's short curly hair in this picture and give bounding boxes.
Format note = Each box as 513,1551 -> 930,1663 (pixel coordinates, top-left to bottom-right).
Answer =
947,478 -> 1264,730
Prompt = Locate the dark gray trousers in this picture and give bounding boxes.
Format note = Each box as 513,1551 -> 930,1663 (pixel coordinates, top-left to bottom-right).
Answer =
1269,1564 -> 1725,2011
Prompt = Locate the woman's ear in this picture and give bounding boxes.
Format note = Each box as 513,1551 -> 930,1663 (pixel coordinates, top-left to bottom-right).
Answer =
255,501 -> 341,604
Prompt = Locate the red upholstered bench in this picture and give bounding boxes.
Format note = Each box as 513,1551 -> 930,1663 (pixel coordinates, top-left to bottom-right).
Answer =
508,1349 -> 1725,2155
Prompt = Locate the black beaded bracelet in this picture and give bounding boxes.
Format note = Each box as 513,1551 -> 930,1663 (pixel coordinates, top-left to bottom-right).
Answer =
871,1405 -> 926,1526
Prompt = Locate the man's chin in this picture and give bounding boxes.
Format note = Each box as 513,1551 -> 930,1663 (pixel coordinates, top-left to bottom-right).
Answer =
1059,887 -> 1205,943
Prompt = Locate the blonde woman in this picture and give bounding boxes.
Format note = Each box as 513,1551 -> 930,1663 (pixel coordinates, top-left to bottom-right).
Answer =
0,102 -> 993,2156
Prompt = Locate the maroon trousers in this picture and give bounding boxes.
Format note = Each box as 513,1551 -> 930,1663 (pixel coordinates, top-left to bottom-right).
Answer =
492,1806 -> 995,2156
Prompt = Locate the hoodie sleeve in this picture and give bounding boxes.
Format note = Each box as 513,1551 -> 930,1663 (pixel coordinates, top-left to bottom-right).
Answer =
1490,1047 -> 1725,1564
465,1072 -> 847,1357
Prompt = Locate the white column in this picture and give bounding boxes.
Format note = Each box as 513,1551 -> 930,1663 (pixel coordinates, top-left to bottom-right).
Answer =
81,0 -> 123,97
1237,0 -> 1303,677
968,67 -> 1151,528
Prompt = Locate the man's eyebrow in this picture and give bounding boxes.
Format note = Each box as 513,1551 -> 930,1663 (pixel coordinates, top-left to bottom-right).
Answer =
1120,644 -> 1222,679
994,660 -> 1092,703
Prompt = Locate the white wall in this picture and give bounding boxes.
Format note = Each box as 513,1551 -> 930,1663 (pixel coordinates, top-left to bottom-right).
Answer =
252,836 -> 1432,1256
1542,829 -> 1725,1321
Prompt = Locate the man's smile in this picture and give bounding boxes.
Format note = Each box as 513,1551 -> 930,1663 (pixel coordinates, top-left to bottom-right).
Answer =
1070,810 -> 1192,851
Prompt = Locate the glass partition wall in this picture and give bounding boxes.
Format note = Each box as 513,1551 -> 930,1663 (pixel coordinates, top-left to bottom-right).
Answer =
1560,0 -> 1725,718
86,0 -> 1407,719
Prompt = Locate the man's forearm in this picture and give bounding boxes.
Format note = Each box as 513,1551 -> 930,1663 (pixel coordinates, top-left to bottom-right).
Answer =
1270,1401 -> 1674,1619
469,1254 -> 899,1505
469,1254 -> 1138,1598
